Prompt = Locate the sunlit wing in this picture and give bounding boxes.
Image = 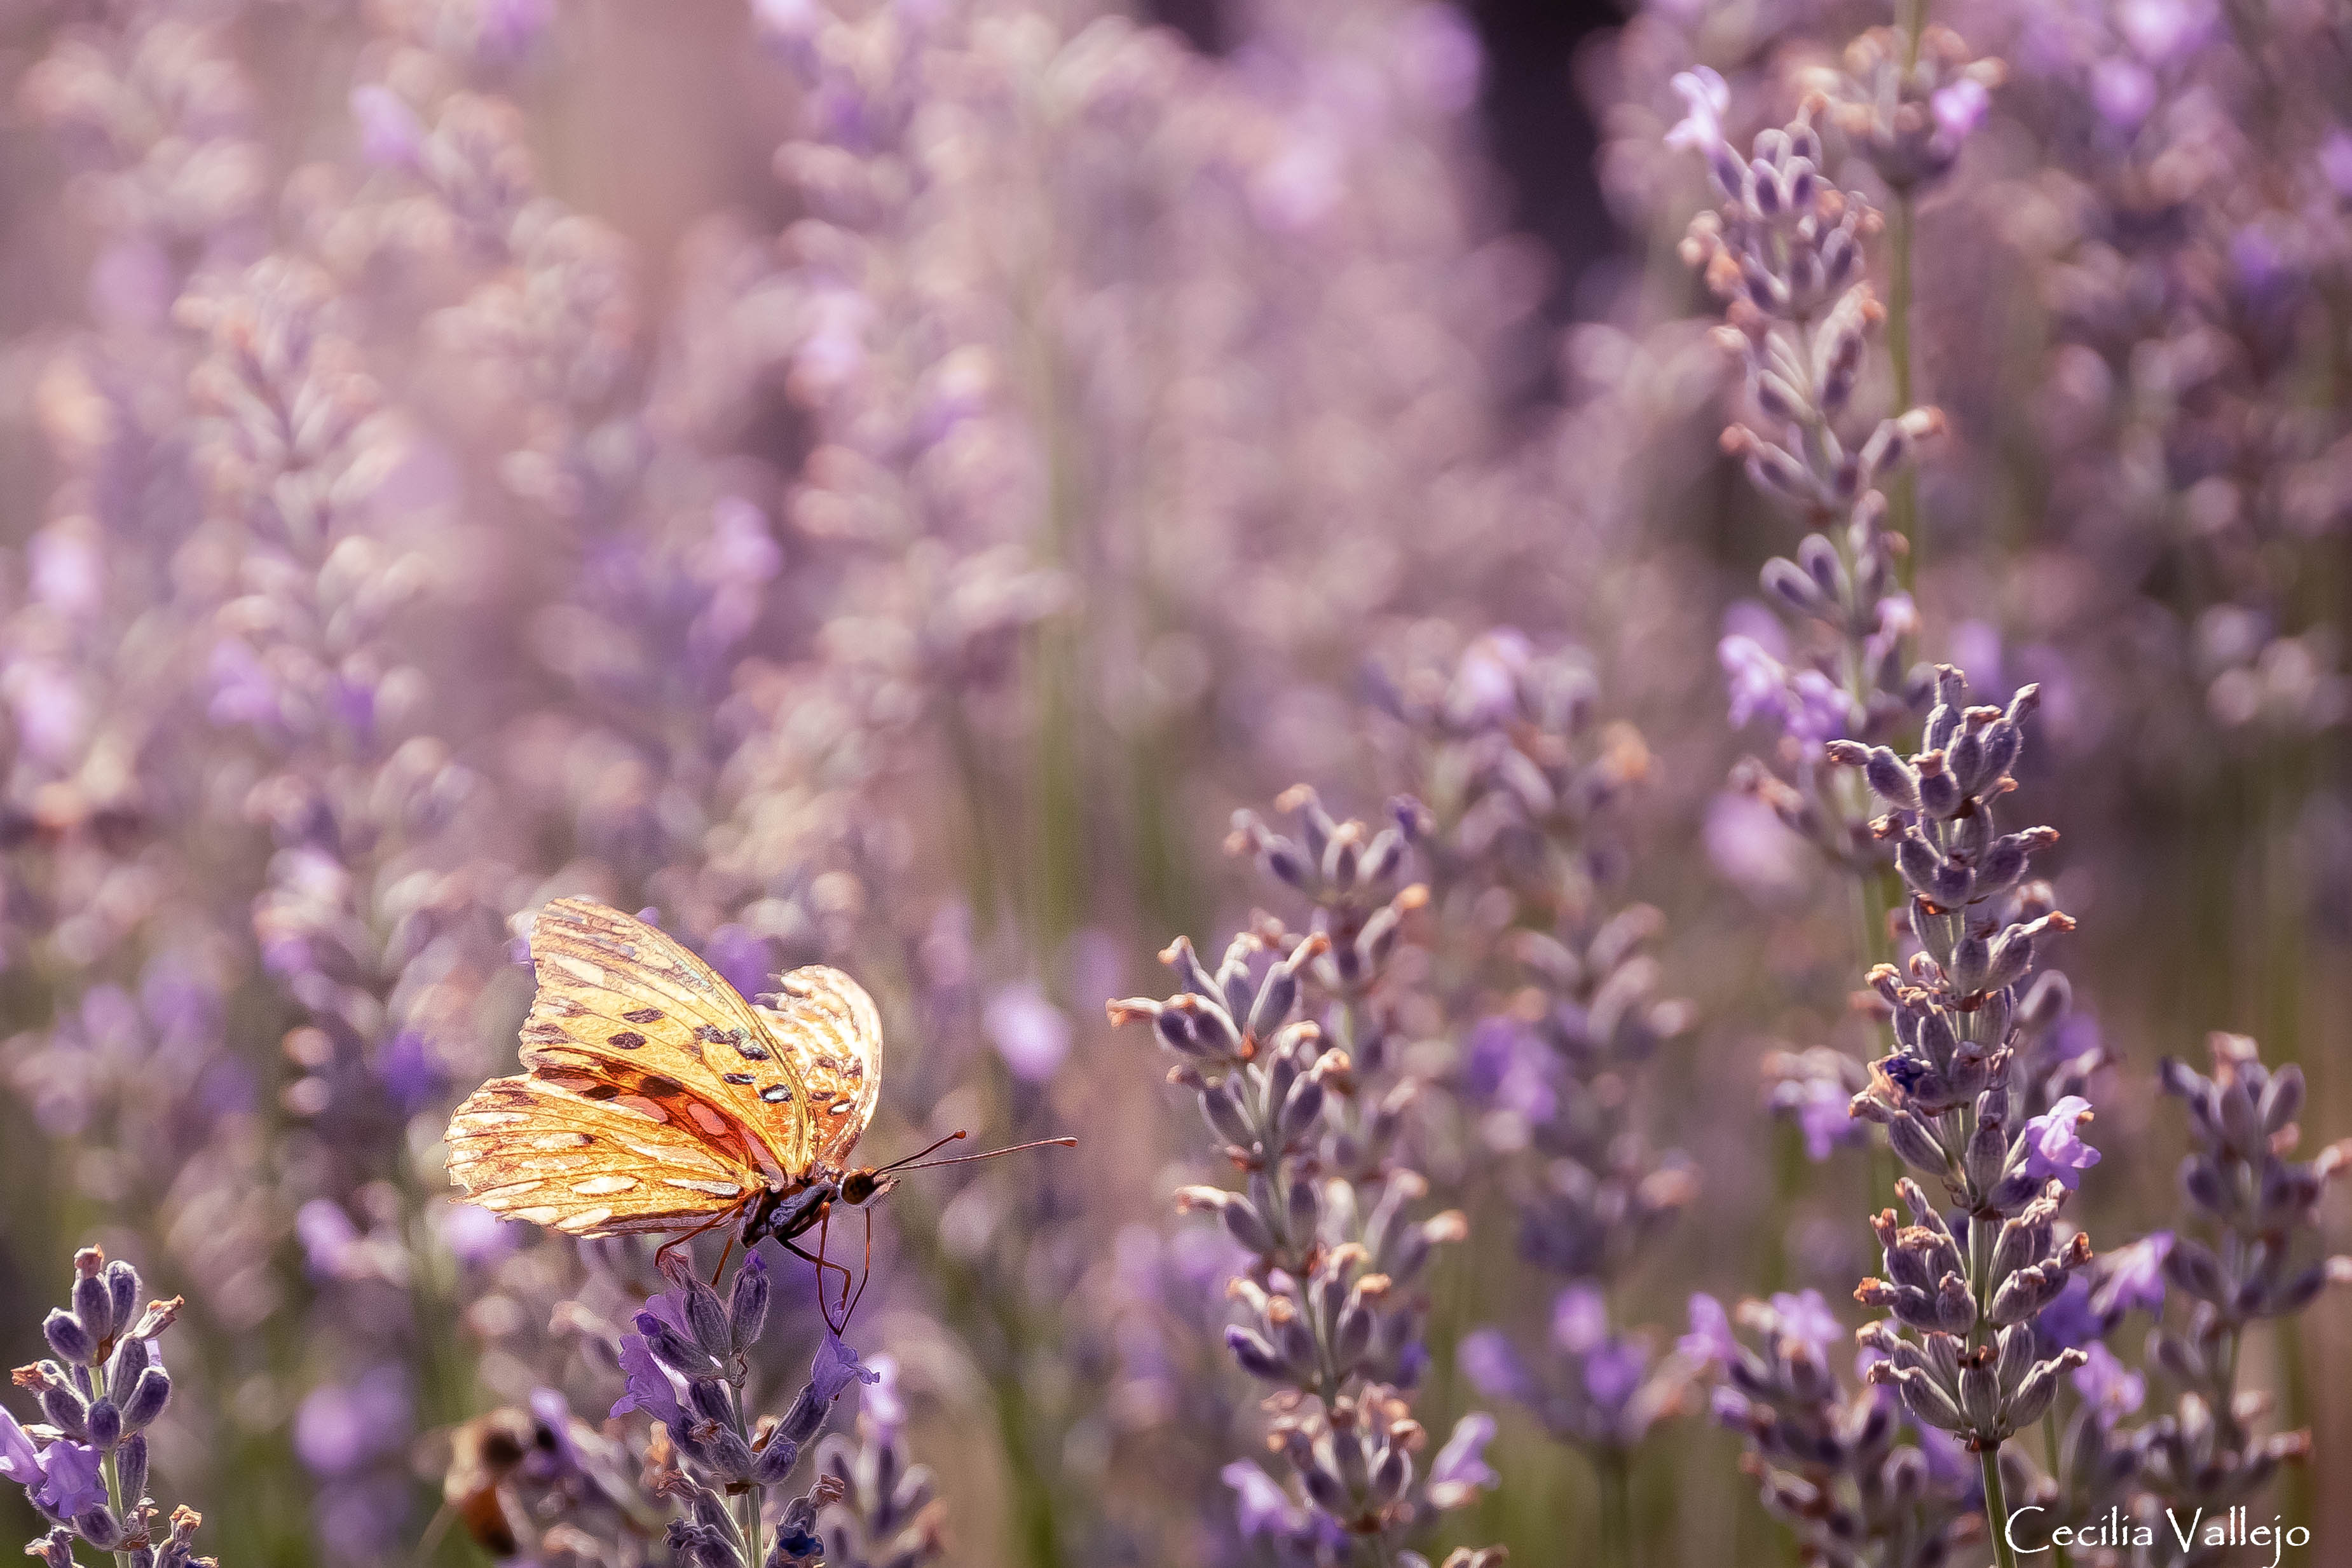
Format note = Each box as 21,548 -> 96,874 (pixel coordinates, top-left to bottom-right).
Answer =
753,965 -> 883,1170
444,1073 -> 760,1236
519,898 -> 815,1180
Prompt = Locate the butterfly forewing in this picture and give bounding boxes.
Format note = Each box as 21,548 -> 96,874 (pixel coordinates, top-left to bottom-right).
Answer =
444,899 -> 892,1244
521,897 -> 816,1179
754,965 -> 884,1169
446,1073 -> 758,1235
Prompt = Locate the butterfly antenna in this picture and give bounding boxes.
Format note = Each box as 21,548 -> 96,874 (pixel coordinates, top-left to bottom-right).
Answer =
884,1135 -> 1078,1174
872,1129 -> 969,1174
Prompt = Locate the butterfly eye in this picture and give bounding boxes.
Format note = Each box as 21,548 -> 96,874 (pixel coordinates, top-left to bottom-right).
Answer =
840,1171 -> 877,1205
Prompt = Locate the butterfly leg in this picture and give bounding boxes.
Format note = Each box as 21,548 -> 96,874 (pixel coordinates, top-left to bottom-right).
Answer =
838,1204 -> 875,1330
654,1203 -> 743,1276
709,1231 -> 736,1288
778,1237 -> 854,1335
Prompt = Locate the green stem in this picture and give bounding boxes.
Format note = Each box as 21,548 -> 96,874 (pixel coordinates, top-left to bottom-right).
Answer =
1981,1443 -> 2018,1568
728,1380 -> 763,1568
1889,191 -> 1922,594
1599,1450 -> 1633,1568
101,1449 -> 131,1568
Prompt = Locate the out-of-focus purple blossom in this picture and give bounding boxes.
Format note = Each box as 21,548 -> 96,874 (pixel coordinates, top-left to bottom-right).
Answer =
1429,1414 -> 1497,1494
2071,1342 -> 2145,1427
0,1408 -> 39,1487
982,983 -> 1072,1082
2022,1096 -> 2102,1190
2116,0 -> 2213,62
1582,1341 -> 1646,1408
861,1353 -> 906,1443
1705,791 -> 1809,898
436,1203 -> 521,1267
2091,1231 -> 2172,1317
1224,1460 -> 1304,1538
1664,67 -> 1728,154
1458,1328 -> 1533,1405
2091,58 -> 2157,130
294,1368 -> 411,1478
1678,1295 -> 1736,1368
1551,1285 -> 1608,1354
1764,1291 -> 1841,1358
1931,78 -> 1990,142
350,85 -> 423,168
2321,129 -> 2352,196
2035,1274 -> 2103,1351
296,1199 -> 362,1278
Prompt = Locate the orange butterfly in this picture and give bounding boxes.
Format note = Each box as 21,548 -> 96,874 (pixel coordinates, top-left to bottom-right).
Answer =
446,899 -> 1065,1307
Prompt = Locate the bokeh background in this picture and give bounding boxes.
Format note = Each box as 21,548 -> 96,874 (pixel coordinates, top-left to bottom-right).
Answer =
0,0 -> 2347,1565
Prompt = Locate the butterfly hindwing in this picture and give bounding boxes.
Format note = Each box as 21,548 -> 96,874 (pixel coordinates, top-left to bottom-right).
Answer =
521,897 -> 815,1180
755,965 -> 883,1169
444,1073 -> 758,1236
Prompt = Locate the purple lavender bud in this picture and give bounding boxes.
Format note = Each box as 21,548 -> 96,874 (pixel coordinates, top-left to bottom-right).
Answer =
107,1337 -> 150,1407
1275,1075 -> 1325,1143
1299,1455 -> 1351,1518
687,1377 -> 734,1431
778,1384 -> 826,1445
2007,1353 -> 2081,1429
1246,969 -> 1298,1044
103,1263 -> 140,1337
1161,937 -> 1220,1001
1219,1195 -> 1278,1256
43,1309 -> 97,1366
27,1532 -> 72,1568
75,1505 -> 124,1550
728,1255 -> 770,1350
1370,1442 -> 1411,1504
751,1435 -> 800,1486
41,1381 -> 90,1440
72,1274 -> 115,1350
666,1264 -> 734,1364
1887,1112 -> 1948,1175
704,1426 -> 755,1483
1286,1173 -> 1319,1236
635,1312 -> 718,1379
115,1432 -> 147,1507
2163,1238 -> 2230,1304
1273,1311 -> 1316,1370
86,1398 -> 122,1450
2260,1065 -> 2306,1133
1224,1325 -> 1290,1381
1200,1084 -> 1256,1151
2217,1078 -> 2264,1156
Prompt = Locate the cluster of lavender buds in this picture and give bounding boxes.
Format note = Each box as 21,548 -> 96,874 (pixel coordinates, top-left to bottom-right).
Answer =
4,1247 -> 206,1568
1809,27 -> 2006,196
1812,662 -> 2106,1568
1108,812 -> 1498,1564
1670,73 -> 1941,880
1682,1287 -> 1972,1568
593,1251 -> 877,1568
1360,637 -> 1699,1551
2123,1035 -> 2352,1557
809,1356 -> 944,1568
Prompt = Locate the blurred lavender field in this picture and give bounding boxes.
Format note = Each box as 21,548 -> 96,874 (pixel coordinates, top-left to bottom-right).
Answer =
1,1 -> 2349,1566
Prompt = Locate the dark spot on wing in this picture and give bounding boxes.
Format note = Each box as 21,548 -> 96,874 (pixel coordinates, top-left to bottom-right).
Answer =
582,1083 -> 622,1101
734,1041 -> 770,1061
608,1032 -> 646,1049
636,1075 -> 686,1100
723,1072 -> 755,1086
760,1084 -> 793,1103
623,1007 -> 665,1024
